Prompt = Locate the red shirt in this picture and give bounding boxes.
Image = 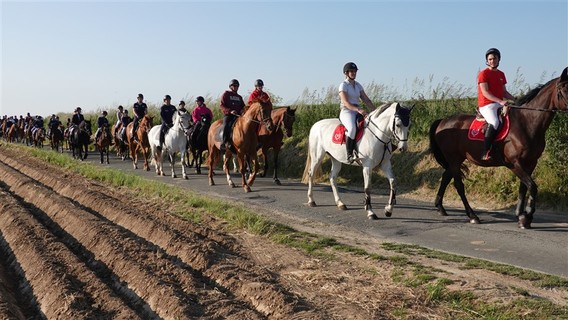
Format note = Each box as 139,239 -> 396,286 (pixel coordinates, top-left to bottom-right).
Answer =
191,104 -> 213,123
248,90 -> 270,105
477,68 -> 507,107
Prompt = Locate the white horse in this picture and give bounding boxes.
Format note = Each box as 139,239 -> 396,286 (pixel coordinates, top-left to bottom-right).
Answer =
149,110 -> 192,179
302,102 -> 413,220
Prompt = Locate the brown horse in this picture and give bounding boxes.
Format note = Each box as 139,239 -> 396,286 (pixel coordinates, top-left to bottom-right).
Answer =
32,127 -> 45,148
429,67 -> 568,229
96,127 -> 112,164
113,123 -> 129,160
126,115 -> 153,171
6,123 -> 18,143
49,123 -> 65,153
207,100 -> 274,192
257,106 -> 296,185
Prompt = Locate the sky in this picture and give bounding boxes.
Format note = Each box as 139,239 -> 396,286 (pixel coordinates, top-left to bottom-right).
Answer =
1,0 -> 567,117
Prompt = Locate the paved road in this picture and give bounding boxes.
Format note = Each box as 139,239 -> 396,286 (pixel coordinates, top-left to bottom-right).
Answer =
83,151 -> 568,277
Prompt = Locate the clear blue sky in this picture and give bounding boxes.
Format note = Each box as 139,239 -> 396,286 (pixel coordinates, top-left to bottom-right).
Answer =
1,0 -> 566,117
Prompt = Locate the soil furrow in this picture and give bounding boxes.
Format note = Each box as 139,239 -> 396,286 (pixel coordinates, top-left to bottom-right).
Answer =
0,188 -> 140,319
0,149 -> 324,319
0,159 -> 257,319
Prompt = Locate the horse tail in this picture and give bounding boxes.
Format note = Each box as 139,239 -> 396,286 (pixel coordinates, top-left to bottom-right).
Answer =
301,148 -> 311,184
428,119 -> 449,169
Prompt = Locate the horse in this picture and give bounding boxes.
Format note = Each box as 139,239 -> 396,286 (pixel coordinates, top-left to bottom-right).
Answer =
32,127 -> 46,148
185,114 -> 212,174
148,110 -> 192,179
69,121 -> 91,160
113,123 -> 129,160
6,123 -> 18,143
257,106 -> 296,185
429,67 -> 568,229
126,115 -> 153,171
24,119 -> 34,146
302,102 -> 413,220
207,100 -> 274,192
49,123 -> 65,153
96,126 -> 112,164
17,118 -> 25,143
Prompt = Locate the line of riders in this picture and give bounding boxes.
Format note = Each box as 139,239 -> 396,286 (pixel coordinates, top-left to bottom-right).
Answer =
1,78 -> 270,156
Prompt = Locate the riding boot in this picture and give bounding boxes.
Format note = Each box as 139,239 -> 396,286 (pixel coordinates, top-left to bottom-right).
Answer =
481,124 -> 497,161
346,137 -> 356,163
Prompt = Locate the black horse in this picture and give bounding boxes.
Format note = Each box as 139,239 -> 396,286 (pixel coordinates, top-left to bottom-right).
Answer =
186,114 -> 211,174
69,120 -> 92,160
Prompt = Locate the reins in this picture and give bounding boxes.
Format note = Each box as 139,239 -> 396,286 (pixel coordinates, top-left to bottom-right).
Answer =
508,104 -> 568,113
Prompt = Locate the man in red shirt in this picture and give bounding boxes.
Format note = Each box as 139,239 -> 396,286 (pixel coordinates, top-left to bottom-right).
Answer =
248,79 -> 271,106
477,48 -> 515,161
220,79 -> 245,152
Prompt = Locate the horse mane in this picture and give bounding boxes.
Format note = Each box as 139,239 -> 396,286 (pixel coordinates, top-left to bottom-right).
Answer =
515,78 -> 556,106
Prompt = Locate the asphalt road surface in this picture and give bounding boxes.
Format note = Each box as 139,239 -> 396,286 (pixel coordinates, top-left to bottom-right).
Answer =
82,151 -> 568,278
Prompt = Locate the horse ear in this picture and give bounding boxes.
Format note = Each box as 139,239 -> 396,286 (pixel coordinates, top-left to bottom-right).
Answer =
561,67 -> 568,82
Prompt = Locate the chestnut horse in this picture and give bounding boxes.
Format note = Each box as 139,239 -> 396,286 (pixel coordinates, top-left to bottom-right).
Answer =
429,67 -> 568,229
126,115 -> 153,171
207,100 -> 274,192
257,106 -> 296,185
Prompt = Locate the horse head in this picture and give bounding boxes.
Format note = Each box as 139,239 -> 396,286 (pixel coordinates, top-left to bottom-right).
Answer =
556,67 -> 568,110
393,103 -> 413,151
175,110 -> 192,134
248,99 -> 274,133
282,106 -> 296,138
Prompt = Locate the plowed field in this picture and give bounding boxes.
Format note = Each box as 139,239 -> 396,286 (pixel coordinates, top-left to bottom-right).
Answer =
0,145 -> 566,319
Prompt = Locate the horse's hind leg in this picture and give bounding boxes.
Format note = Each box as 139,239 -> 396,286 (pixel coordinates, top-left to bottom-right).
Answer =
451,171 -> 480,224
329,158 -> 346,210
272,149 -> 281,185
435,169 -> 453,216
379,160 -> 397,218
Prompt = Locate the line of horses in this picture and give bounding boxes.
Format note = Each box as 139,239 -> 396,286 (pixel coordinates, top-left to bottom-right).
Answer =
3,67 -> 566,229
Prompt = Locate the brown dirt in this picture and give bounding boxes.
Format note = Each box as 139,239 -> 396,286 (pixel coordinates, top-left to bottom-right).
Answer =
0,145 -> 566,319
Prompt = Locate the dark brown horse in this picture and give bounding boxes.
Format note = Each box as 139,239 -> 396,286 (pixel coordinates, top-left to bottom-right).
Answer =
96,126 -> 112,164
429,67 -> 568,229
207,100 -> 274,192
126,115 -> 153,171
257,106 -> 296,185
49,123 -> 65,153
32,127 -> 45,148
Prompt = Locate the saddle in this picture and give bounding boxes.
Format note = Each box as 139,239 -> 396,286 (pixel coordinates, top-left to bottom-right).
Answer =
467,113 -> 510,141
332,117 -> 365,145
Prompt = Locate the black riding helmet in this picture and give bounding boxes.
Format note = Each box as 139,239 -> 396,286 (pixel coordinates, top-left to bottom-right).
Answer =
196,96 -> 205,103
229,79 -> 240,87
343,62 -> 358,74
485,48 -> 501,60
255,79 -> 264,87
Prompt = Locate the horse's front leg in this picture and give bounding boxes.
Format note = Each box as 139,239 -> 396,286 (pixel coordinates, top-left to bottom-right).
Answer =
246,155 -> 259,188
362,166 -> 378,220
180,150 -> 188,179
224,153 -> 236,188
380,160 -> 397,218
329,158 -> 346,210
272,149 -> 281,186
513,166 -> 538,229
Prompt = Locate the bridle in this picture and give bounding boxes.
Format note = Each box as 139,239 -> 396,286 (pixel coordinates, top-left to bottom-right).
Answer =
508,80 -> 568,113
365,113 -> 409,146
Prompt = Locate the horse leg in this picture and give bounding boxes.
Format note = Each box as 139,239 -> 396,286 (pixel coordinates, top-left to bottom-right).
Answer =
246,155 -> 259,188
380,160 -> 397,218
362,166 -> 378,220
511,164 -> 538,229
434,169 -> 453,216
329,158 -> 346,210
106,146 -> 110,164
451,171 -> 480,224
272,149 -> 281,186
170,152 -> 177,179
259,148 -> 268,178
196,150 -> 202,174
224,153 -> 236,188
207,148 -> 217,186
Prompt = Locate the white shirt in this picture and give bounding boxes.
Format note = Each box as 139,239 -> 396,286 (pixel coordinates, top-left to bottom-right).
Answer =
339,79 -> 363,109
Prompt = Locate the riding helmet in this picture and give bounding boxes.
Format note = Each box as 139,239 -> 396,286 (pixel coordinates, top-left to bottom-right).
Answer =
164,95 -> 172,101
343,62 -> 358,73
75,107 -> 82,112
196,96 -> 205,103
485,48 -> 501,60
229,79 -> 240,87
102,111 -> 108,116
255,79 -> 264,87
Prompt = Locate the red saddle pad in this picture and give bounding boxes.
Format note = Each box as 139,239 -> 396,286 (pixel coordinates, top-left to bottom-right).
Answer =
332,121 -> 365,145
467,115 -> 510,141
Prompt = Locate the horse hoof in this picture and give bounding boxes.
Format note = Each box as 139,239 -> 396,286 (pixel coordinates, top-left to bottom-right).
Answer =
384,211 -> 392,217
244,186 -> 251,192
470,218 -> 481,224
183,175 -> 188,180
368,214 -> 379,220
307,201 -> 316,207
274,179 -> 281,186
338,204 -> 347,210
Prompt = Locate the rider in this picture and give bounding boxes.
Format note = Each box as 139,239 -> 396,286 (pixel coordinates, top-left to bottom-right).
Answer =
478,48 -> 515,161
158,95 -> 177,151
220,79 -> 245,152
248,79 -> 271,106
31,115 -> 44,137
132,93 -> 148,142
178,100 -> 187,112
339,62 -> 377,163
115,105 -> 124,134
119,109 -> 132,140
192,96 -> 213,124
69,107 -> 85,137
47,114 -> 61,137
95,110 -> 110,142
